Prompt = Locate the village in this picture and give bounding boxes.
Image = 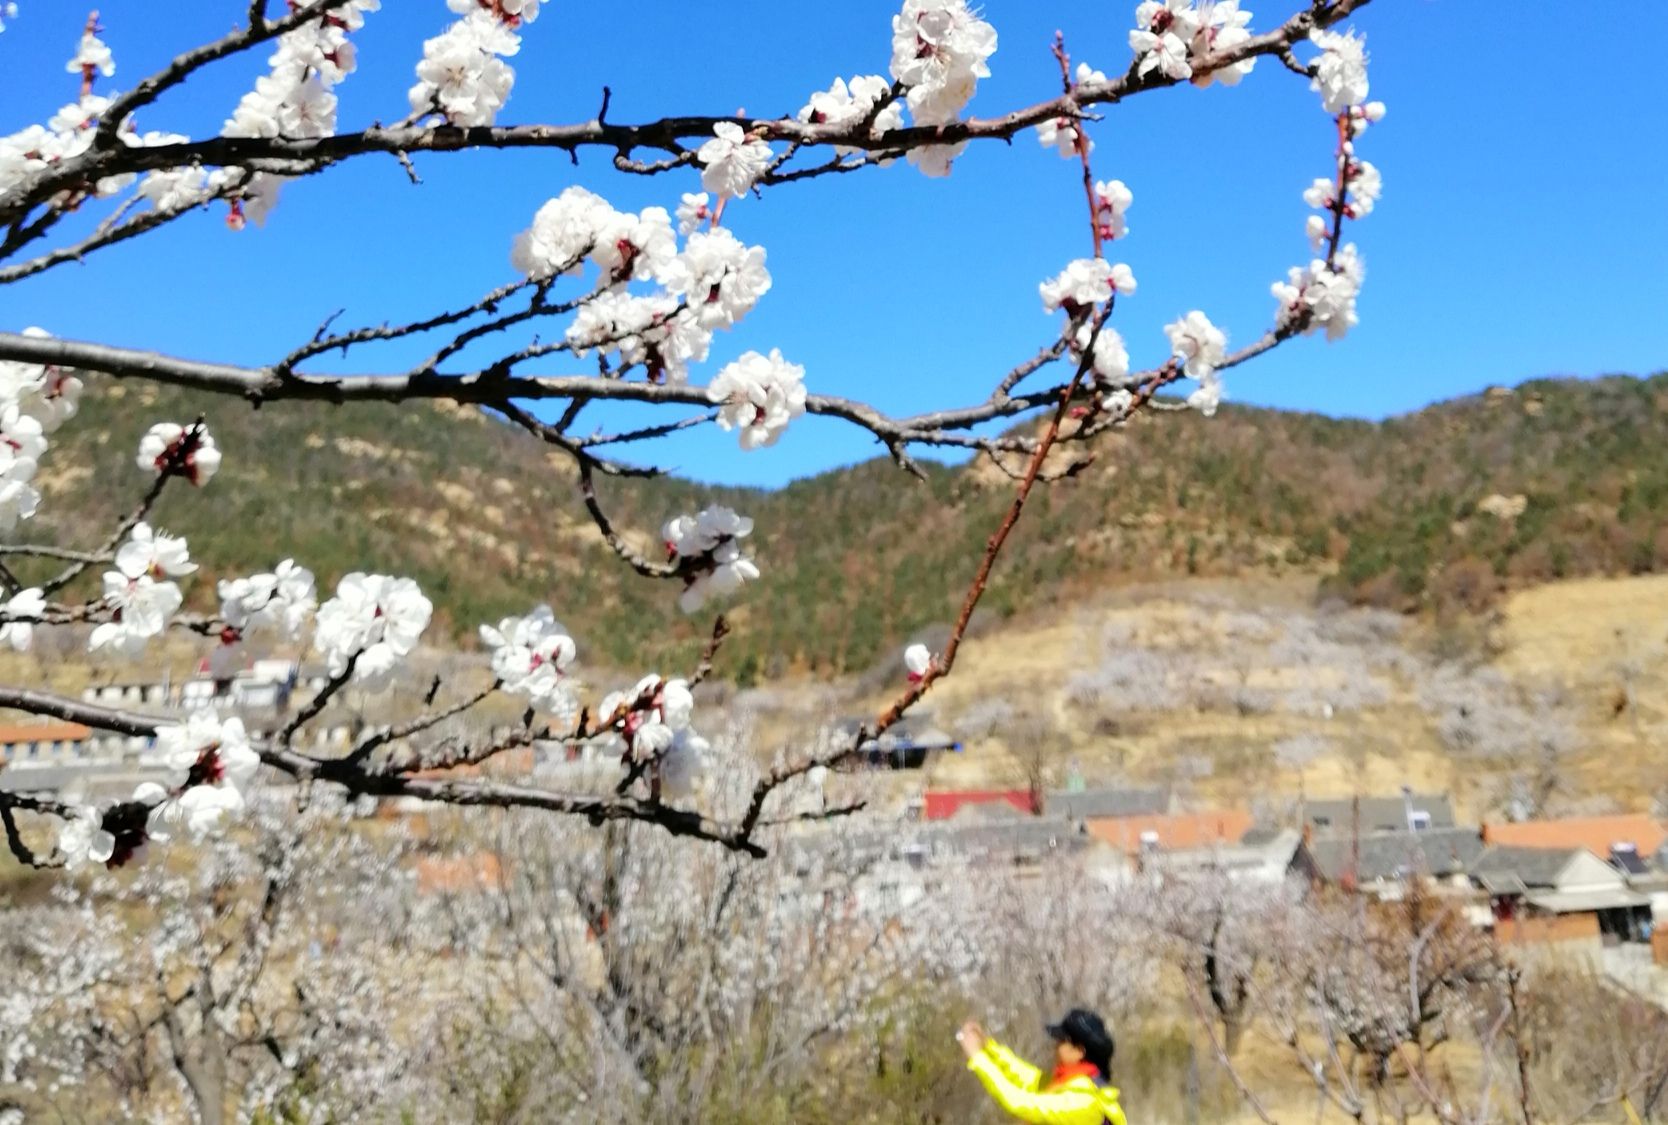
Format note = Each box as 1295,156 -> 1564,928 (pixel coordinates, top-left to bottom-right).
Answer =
6,657 -> 1666,1017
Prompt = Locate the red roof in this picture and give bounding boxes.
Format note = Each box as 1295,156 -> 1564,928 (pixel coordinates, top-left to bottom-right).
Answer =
923,789 -> 1035,821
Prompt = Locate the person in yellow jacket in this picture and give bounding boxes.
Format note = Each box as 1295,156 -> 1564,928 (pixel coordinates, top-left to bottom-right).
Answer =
958,1008 -> 1127,1125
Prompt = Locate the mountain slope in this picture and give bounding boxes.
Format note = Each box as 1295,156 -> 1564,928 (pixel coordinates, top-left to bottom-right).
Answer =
22,370 -> 1668,677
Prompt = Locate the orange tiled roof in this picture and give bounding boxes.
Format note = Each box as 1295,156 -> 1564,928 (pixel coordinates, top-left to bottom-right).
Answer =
1482,814 -> 1668,858
1086,809 -> 1255,855
0,721 -> 92,744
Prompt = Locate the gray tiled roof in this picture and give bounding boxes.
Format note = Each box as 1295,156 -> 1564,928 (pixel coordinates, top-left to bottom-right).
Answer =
1046,786 -> 1171,821
1469,845 -> 1580,889
1307,826 -> 1483,883
1305,793 -> 1456,835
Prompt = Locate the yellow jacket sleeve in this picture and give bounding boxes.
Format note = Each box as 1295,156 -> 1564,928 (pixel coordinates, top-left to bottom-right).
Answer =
981,1039 -> 1043,1091
967,1053 -> 1107,1125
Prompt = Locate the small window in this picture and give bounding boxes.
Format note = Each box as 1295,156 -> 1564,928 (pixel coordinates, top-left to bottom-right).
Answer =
1409,811 -> 1432,831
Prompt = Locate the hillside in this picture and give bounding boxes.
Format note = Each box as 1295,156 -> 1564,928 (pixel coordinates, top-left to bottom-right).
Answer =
17,370 -> 1668,678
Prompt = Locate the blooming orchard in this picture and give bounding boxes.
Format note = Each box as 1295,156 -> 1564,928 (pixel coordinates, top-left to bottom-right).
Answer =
0,0 -> 1384,870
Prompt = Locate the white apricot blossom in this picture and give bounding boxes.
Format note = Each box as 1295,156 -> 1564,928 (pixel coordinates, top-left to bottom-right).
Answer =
218,559 -> 317,638
890,0 -> 997,124
157,710 -> 260,795
314,573 -> 433,690
1072,322 -> 1131,384
904,643 -> 932,681
114,522 -> 197,580
88,571 -> 182,656
664,505 -> 760,613
480,605 -> 577,714
1165,310 -> 1228,416
0,587 -> 43,651
697,122 -> 772,200
1130,0 -> 1198,80
409,8 -> 521,126
1273,243 -> 1364,341
676,191 -> 712,236
510,185 -> 614,280
57,807 -> 114,870
664,227 -> 772,330
599,674 -> 695,762
707,349 -> 806,450
137,421 -> 220,486
1040,258 -> 1116,315
1310,27 -> 1369,113
1191,1 -> 1256,87
1094,179 -> 1133,242
797,75 -> 904,156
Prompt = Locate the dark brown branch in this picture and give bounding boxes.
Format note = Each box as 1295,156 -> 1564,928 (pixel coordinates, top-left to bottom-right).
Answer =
0,0 -> 1372,233
346,678 -> 500,765
279,654 -> 356,745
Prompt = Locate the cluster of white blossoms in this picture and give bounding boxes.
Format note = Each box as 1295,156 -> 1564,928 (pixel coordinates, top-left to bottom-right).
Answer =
87,521 -> 195,657
143,711 -> 261,841
1302,155 -> 1381,227
1309,27 -> 1369,114
409,0 -> 534,126
796,75 -> 905,156
1273,243 -> 1364,341
1036,63 -> 1106,158
0,330 -> 82,534
663,505 -> 760,613
1040,258 -> 1136,317
66,26 -> 115,85
512,189 -> 777,386
1129,0 -> 1256,87
216,1 -> 380,227
903,642 -> 933,683
137,421 -> 221,486
1164,311 -> 1229,416
479,604 -> 577,716
218,559 -> 318,640
1280,47 -> 1381,341
597,674 -> 706,797
57,709 -> 260,867
313,573 -> 434,691
707,349 -> 807,450
889,0 -> 998,176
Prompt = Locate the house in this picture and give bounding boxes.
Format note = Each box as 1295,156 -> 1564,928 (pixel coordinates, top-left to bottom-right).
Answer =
1303,790 -> 1456,835
1131,828 -> 1312,885
1482,814 -> 1668,866
1046,785 -> 1171,822
1470,844 -> 1652,946
1484,814 -> 1668,924
1087,808 -> 1256,858
0,721 -> 93,764
922,789 -> 1036,821
1304,826 -> 1484,899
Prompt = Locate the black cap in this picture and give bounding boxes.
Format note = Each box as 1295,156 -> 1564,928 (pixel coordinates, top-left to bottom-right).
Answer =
1046,1009 -> 1115,1071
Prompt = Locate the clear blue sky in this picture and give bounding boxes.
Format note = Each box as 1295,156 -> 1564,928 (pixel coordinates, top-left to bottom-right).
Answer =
4,1 -> 1664,487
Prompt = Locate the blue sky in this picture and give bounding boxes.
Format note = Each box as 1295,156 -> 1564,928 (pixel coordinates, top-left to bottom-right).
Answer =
3,1 -> 1664,487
